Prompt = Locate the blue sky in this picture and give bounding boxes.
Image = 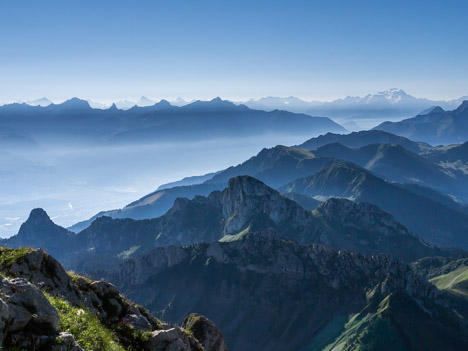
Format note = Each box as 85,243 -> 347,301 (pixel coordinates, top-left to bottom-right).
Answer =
1,0 -> 467,102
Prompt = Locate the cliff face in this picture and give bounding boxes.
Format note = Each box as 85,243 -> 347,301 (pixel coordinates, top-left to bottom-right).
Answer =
111,233 -> 447,351
0,247 -> 227,351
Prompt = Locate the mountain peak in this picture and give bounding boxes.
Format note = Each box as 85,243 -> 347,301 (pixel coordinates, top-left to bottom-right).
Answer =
226,175 -> 272,197
156,99 -> 171,108
27,208 -> 52,223
184,97 -> 239,110
25,97 -> 53,107
420,106 -> 445,115
136,96 -> 155,107
56,97 -> 91,109
456,100 -> 468,112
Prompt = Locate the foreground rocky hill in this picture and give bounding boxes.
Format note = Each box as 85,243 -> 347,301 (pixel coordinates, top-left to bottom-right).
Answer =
0,246 -> 227,351
108,232 -> 468,351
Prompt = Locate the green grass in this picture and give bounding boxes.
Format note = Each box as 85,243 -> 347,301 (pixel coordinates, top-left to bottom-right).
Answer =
67,271 -> 94,285
322,295 -> 407,351
118,245 -> 141,259
0,247 -> 34,267
112,322 -> 153,350
430,266 -> 468,297
219,226 -> 251,242
46,294 -> 125,351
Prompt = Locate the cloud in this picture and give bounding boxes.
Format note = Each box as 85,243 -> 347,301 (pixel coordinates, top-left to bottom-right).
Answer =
68,202 -> 73,210
4,217 -> 20,221
113,187 -> 138,193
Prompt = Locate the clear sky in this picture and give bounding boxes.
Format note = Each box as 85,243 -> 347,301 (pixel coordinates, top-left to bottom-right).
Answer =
1,0 -> 467,102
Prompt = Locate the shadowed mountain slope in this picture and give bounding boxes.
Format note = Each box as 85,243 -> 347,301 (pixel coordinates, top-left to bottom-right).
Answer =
374,101 -> 468,145
109,233 -> 468,351
281,161 -> 468,249
5,176 -> 454,267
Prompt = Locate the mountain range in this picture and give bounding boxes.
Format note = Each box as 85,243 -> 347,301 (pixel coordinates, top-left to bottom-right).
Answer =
4,173 -> 464,274
68,129 -> 468,241
2,107 -> 468,350
5,173 -> 468,350
0,97 -> 345,147
244,89 -> 468,128
109,232 -> 468,351
374,101 -> 468,145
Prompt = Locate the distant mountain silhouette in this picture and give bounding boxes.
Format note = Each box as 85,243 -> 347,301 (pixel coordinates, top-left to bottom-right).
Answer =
374,100 -> 468,145
0,97 -> 346,145
281,161 -> 468,249
310,142 -> 467,198
70,137 -> 468,232
295,130 -> 430,154
244,89 -> 468,124
7,176 -> 454,267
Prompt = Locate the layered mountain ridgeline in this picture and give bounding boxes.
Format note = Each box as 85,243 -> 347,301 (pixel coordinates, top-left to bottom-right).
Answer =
108,233 -> 468,351
70,131 -> 468,232
302,142 -> 467,198
0,246 -> 227,351
281,161 -> 468,250
4,176 -> 452,270
294,130 -> 431,154
426,141 -> 468,164
69,146 -> 334,232
374,100 -> 468,145
244,89 -> 468,123
0,97 -> 345,146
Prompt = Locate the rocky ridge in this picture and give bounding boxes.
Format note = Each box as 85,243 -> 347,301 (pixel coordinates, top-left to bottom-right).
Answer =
110,232 -> 452,350
4,175 -> 451,270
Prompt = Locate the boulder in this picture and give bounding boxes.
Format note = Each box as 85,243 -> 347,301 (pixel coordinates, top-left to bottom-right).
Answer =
52,332 -> 84,351
182,313 -> 228,351
146,327 -> 191,351
0,277 -> 59,333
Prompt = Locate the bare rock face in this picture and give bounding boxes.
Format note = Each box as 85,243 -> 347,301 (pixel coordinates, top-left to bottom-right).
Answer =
0,275 -> 60,348
113,233 -> 438,350
146,328 -> 192,351
52,332 -> 84,351
182,314 -> 228,351
222,176 -> 311,235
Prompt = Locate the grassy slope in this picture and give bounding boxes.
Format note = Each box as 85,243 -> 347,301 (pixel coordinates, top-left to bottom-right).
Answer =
430,265 -> 468,297
321,291 -> 468,351
46,294 -> 125,351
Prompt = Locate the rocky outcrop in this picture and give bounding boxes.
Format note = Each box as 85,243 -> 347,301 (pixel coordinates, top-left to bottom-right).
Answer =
0,246 -> 227,351
0,276 -> 60,348
222,176 -> 316,236
182,314 -> 228,351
